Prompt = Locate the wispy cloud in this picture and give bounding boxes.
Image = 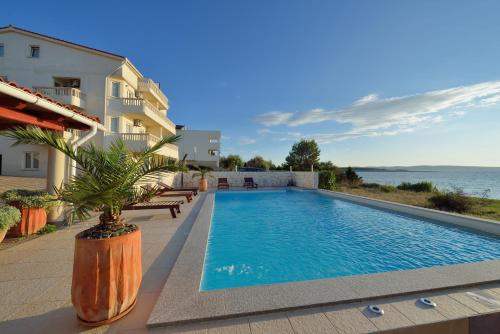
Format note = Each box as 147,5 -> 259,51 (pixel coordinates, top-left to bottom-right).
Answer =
254,81 -> 500,143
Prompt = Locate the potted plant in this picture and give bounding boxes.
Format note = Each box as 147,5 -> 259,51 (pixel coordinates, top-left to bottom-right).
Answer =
3,126 -> 179,326
0,205 -> 21,244
1,189 -> 56,236
192,166 -> 212,191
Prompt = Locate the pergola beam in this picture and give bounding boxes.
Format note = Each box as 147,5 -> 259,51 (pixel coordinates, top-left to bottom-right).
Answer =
0,106 -> 65,131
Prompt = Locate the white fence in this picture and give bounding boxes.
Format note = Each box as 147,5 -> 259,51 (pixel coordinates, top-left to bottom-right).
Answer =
156,171 -> 318,189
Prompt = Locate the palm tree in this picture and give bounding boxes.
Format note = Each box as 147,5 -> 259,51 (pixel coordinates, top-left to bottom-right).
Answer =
191,165 -> 213,181
2,126 -> 180,234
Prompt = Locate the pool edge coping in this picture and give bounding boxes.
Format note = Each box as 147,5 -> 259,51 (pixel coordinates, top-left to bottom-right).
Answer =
147,188 -> 500,327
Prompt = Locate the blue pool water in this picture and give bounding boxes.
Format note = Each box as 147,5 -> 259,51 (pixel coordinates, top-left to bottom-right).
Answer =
200,190 -> 500,291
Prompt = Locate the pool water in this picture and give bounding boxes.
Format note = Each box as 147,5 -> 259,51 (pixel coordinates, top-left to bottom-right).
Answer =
200,190 -> 500,291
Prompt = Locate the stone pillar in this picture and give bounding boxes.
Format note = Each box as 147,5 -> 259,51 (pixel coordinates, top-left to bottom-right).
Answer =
46,146 -> 66,223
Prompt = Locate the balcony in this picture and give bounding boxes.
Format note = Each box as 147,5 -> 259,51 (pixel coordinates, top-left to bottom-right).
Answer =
107,97 -> 176,135
138,78 -> 169,110
33,86 -> 86,109
105,132 -> 179,159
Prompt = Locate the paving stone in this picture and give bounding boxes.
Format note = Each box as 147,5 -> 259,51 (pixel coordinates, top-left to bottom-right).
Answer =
249,313 -> 295,334
323,304 -> 378,334
287,310 -> 339,334
381,318 -> 469,334
429,295 -> 477,319
391,299 -> 446,325
449,290 -> 500,313
360,303 -> 413,331
206,318 -> 251,334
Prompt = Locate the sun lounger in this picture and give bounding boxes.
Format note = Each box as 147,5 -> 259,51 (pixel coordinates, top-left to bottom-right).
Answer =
218,178 -> 230,189
158,181 -> 198,196
243,177 -> 258,189
141,185 -> 194,203
122,200 -> 183,218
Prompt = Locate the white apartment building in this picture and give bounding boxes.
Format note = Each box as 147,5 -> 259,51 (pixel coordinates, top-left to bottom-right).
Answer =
176,126 -> 221,169
0,26 -> 177,178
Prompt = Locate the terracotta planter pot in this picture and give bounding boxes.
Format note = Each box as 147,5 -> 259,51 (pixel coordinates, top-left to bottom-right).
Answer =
0,230 -> 7,244
7,206 -> 47,237
72,227 -> 142,326
199,179 -> 208,192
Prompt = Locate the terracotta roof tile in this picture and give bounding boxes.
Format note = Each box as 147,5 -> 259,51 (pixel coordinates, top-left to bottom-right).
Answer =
0,77 -> 100,123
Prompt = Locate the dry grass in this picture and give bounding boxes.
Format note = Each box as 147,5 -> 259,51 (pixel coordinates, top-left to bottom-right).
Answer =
336,185 -> 500,222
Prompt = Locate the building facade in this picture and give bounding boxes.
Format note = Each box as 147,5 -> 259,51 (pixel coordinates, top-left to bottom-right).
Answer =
0,26 -> 177,177
176,126 -> 221,169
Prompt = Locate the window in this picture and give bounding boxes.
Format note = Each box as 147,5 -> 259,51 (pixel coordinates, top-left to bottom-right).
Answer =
110,117 -> 119,132
208,149 -> 219,156
54,77 -> 80,88
111,82 -> 121,97
0,44 -> 4,57
29,45 -> 40,58
24,152 -> 40,169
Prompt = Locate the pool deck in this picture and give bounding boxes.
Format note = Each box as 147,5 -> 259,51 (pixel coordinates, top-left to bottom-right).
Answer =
1,188 -> 500,333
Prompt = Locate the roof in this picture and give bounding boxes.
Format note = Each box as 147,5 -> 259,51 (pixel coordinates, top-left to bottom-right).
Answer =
0,25 -> 125,60
0,77 -> 101,127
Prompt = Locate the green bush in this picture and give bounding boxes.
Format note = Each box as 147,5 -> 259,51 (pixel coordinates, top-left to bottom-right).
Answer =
37,224 -> 57,235
397,181 -> 435,192
360,183 -> 396,192
429,188 -> 474,213
0,205 -> 21,231
318,170 -> 336,190
1,189 -> 57,209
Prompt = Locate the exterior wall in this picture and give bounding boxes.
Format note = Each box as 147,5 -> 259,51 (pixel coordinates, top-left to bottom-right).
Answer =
177,130 -> 221,168
293,171 -> 319,189
164,171 -> 318,189
0,29 -> 178,177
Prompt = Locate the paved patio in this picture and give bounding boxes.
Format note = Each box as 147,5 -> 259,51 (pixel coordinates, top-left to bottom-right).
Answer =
1,191 -> 500,333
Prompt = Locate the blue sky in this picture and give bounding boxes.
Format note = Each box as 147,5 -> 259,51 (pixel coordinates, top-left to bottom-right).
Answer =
2,1 -> 500,166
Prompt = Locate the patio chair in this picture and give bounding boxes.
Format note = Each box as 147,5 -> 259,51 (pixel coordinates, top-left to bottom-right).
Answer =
122,200 -> 183,218
243,177 -> 258,189
158,181 -> 198,196
141,185 -> 194,203
217,178 -> 230,189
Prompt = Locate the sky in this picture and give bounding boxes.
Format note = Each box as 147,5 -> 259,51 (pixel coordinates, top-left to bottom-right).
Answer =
2,0 -> 500,166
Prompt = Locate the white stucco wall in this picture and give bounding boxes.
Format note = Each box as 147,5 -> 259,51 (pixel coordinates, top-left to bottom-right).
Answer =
157,171 -> 318,189
176,129 -> 221,168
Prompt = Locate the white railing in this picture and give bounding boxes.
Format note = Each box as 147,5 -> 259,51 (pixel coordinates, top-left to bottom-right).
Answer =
113,97 -> 173,126
107,132 -> 178,158
138,78 -> 168,107
33,86 -> 86,100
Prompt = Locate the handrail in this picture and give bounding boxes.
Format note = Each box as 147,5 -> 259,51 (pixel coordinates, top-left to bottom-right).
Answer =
112,98 -> 174,130
33,86 -> 86,99
138,78 -> 169,106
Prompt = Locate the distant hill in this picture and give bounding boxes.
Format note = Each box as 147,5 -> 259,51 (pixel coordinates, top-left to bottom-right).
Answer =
350,166 -> 500,172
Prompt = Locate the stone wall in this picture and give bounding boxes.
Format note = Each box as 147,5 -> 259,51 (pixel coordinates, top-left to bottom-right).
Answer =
159,171 -> 318,189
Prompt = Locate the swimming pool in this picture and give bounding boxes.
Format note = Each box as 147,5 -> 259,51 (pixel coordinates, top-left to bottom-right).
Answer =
200,190 -> 500,291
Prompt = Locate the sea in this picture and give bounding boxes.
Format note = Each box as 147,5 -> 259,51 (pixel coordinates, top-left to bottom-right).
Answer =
356,166 -> 500,199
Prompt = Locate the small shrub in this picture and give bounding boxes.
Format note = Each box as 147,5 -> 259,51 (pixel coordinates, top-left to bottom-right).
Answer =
345,167 -> 362,185
429,187 -> 474,213
397,181 -> 435,192
0,205 -> 21,231
380,185 -> 397,193
37,224 -> 57,235
1,189 -> 57,209
319,170 -> 336,190
360,183 -> 396,192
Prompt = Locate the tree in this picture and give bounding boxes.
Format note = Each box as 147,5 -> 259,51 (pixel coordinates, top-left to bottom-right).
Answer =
285,139 -> 320,171
345,166 -> 362,185
2,126 -> 180,231
317,160 -> 337,172
219,154 -> 243,170
245,155 -> 273,170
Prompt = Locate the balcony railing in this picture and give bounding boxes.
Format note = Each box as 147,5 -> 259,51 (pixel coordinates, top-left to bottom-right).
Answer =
33,86 -> 86,108
138,78 -> 169,108
109,97 -> 175,134
106,132 -> 178,159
